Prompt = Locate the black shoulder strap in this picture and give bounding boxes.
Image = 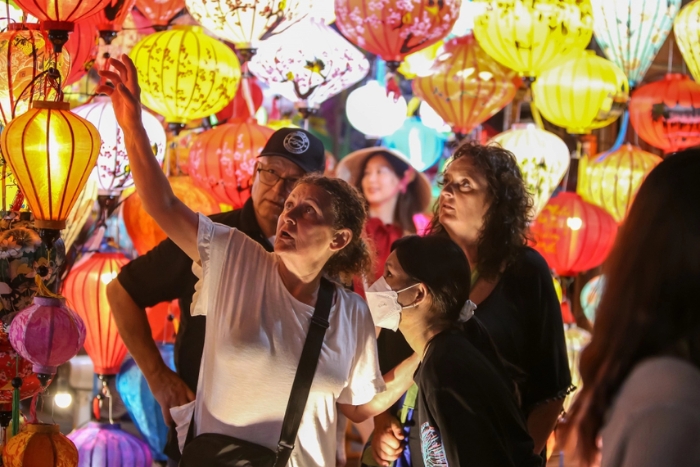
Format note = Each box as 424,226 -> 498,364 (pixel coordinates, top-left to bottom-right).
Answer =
275,277 -> 334,467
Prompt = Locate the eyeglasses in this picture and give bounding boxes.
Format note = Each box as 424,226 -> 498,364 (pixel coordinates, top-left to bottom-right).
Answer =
257,167 -> 300,192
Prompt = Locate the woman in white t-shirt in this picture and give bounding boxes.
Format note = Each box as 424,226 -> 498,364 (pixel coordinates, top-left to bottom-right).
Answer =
98,57 -> 418,467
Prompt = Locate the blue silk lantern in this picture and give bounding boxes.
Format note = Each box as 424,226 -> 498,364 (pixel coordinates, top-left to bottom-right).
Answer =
116,343 -> 175,462
580,275 -> 606,323
382,117 -> 446,172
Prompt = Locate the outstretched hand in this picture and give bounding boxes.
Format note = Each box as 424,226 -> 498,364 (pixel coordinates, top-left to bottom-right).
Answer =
97,54 -> 143,129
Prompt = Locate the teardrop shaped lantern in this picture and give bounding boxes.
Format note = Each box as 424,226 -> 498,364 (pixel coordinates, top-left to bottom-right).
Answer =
92,0 -> 138,44
3,423 -> 78,466
674,0 -> 700,83
63,16 -> 100,87
135,0 -> 185,30
68,422 -> 152,467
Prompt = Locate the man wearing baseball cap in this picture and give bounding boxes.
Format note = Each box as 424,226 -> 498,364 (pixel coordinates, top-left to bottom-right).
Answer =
106,127 -> 325,466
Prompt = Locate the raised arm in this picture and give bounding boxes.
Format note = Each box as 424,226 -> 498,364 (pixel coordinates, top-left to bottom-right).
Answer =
97,55 -> 199,261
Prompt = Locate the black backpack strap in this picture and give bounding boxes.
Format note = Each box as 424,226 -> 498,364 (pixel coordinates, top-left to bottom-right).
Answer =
275,277 -> 334,466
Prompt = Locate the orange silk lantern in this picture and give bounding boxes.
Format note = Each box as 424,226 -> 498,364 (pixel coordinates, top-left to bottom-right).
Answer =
63,252 -> 130,376
334,0 -> 462,68
188,122 -> 274,208
629,73 -> 700,154
3,423 -> 78,466
147,300 -> 180,343
134,0 -> 185,30
531,192 -> 618,276
122,176 -> 221,255
90,0 -> 138,44
413,34 -> 520,139
63,16 -> 100,87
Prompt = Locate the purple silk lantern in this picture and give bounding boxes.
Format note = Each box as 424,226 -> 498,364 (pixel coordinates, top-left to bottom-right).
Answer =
68,422 -> 153,467
9,296 -> 86,384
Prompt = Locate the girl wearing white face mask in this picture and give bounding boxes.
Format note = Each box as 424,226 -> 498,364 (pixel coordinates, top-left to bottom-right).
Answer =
364,235 -> 542,467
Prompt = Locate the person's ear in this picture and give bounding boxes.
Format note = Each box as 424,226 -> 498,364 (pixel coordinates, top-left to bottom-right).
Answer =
330,228 -> 352,252
413,283 -> 428,307
400,168 -> 416,194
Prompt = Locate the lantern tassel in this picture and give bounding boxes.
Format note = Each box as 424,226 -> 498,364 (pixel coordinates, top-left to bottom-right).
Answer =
35,275 -> 63,300
596,110 -> 629,162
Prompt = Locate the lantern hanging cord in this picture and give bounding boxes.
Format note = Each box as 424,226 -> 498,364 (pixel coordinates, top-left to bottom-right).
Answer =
595,110 -> 629,162
11,67 -> 64,117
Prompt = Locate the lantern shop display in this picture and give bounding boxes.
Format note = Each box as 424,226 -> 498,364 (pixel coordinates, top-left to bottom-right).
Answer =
413,34 -> 519,139
532,51 -> 629,134
629,74 -> 700,153
592,0 -> 681,87
472,0 -> 594,77
382,117 -> 446,172
577,144 -> 662,223
3,423 -> 78,466
488,124 -> 570,218
188,122 -> 273,207
123,177 -> 221,256
346,80 -> 407,138
73,97 -> 167,196
0,331 -> 44,412
129,25 -> 241,127
248,17 -> 370,117
530,192 -> 618,276
63,16 -> 100,87
135,0 -> 186,30
674,0 -> 700,83
91,0 -> 138,44
334,0 -> 461,68
68,422 -> 152,467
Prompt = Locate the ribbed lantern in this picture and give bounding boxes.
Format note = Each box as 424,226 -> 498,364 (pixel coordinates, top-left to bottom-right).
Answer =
532,51 -> 629,134
0,101 -> 101,237
63,16 -> 100,87
248,17 -> 370,117
73,97 -> 166,196
472,0 -> 594,77
68,422 -> 152,467
531,192 -> 618,276
135,0 -> 185,30
91,0 -> 138,44
334,0 -> 461,68
346,80 -> 407,138
592,0 -> 681,87
129,25 -> 241,128
63,252 -> 130,377
412,34 -> 520,139
3,423 -> 78,466
674,0 -> 700,83
577,144 -> 662,223
488,123 -> 570,218
629,74 -> 700,154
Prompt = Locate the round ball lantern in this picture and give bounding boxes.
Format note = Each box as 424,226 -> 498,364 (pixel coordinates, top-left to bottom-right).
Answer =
382,117 -> 446,172
63,252 -> 130,377
674,0 -> 700,83
472,0 -> 594,78
3,423 -> 78,466
63,16 -> 100,87
135,0 -> 185,30
123,177 -> 221,256
188,122 -> 273,208
129,25 -> 241,127
334,0 -> 461,68
532,51 -> 629,134
530,192 -> 618,276
346,80 -> 407,138
488,123 -> 570,218
413,34 -> 520,139
91,0 -> 138,44
629,74 -> 700,153
592,0 -> 681,88
68,422 -> 152,467
73,97 -> 166,196
577,143 -> 662,223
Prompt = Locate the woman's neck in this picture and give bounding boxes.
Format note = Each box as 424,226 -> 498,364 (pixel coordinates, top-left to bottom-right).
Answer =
277,259 -> 323,306
369,196 -> 399,226
401,315 -> 448,360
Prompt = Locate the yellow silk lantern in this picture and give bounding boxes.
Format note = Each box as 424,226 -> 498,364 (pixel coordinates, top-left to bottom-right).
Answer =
3,423 -> 78,466
472,0 -> 594,77
0,101 -> 100,230
577,143 -> 662,223
532,51 -> 629,134
674,0 -> 700,83
130,26 -> 241,126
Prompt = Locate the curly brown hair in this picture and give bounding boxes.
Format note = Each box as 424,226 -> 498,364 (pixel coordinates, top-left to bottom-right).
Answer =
428,141 -> 533,280
296,173 -> 374,281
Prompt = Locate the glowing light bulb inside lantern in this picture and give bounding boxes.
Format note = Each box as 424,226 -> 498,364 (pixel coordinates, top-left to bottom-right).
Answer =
346,80 -> 407,138
100,271 -> 118,285
567,217 -> 583,231
419,102 -> 451,133
54,392 -> 72,408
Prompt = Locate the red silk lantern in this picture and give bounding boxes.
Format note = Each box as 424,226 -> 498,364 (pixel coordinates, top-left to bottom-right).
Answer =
413,35 -> 520,138
3,423 -> 78,466
188,122 -> 274,208
530,192 -> 618,277
134,0 -> 185,30
63,252 -> 130,376
216,77 -> 264,124
0,331 -> 44,412
63,16 -> 100,86
334,0 -> 461,67
629,73 -> 700,154
90,0 -> 138,44
122,176 -> 221,256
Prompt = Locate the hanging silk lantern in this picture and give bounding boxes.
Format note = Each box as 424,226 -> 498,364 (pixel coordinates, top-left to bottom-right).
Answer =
63,16 -> 100,87
592,0 -> 681,88
629,73 -> 700,154
129,26 -> 241,128
68,422 -> 152,467
532,51 -> 629,134
577,144 -> 662,223
0,102 -> 100,238
488,123 -> 570,218
63,252 -> 130,376
419,101 -> 452,134
147,301 -> 179,343
73,97 -> 166,196
116,343 -> 174,462
134,0 -> 185,30
472,0 -> 594,78
0,24 -> 70,125
188,122 -> 273,207
3,423 -> 78,466
413,34 -> 520,139
248,17 -> 370,117
62,176 -> 99,251
122,177 -> 221,256
94,11 -> 149,71
397,41 -> 444,80
91,0 -> 138,44
581,274 -> 605,323
0,331 -> 44,412
346,80 -> 407,138
674,0 -> 700,83
530,192 -> 618,276
335,0 -> 461,68
382,117 -> 446,171
216,78 -> 264,124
